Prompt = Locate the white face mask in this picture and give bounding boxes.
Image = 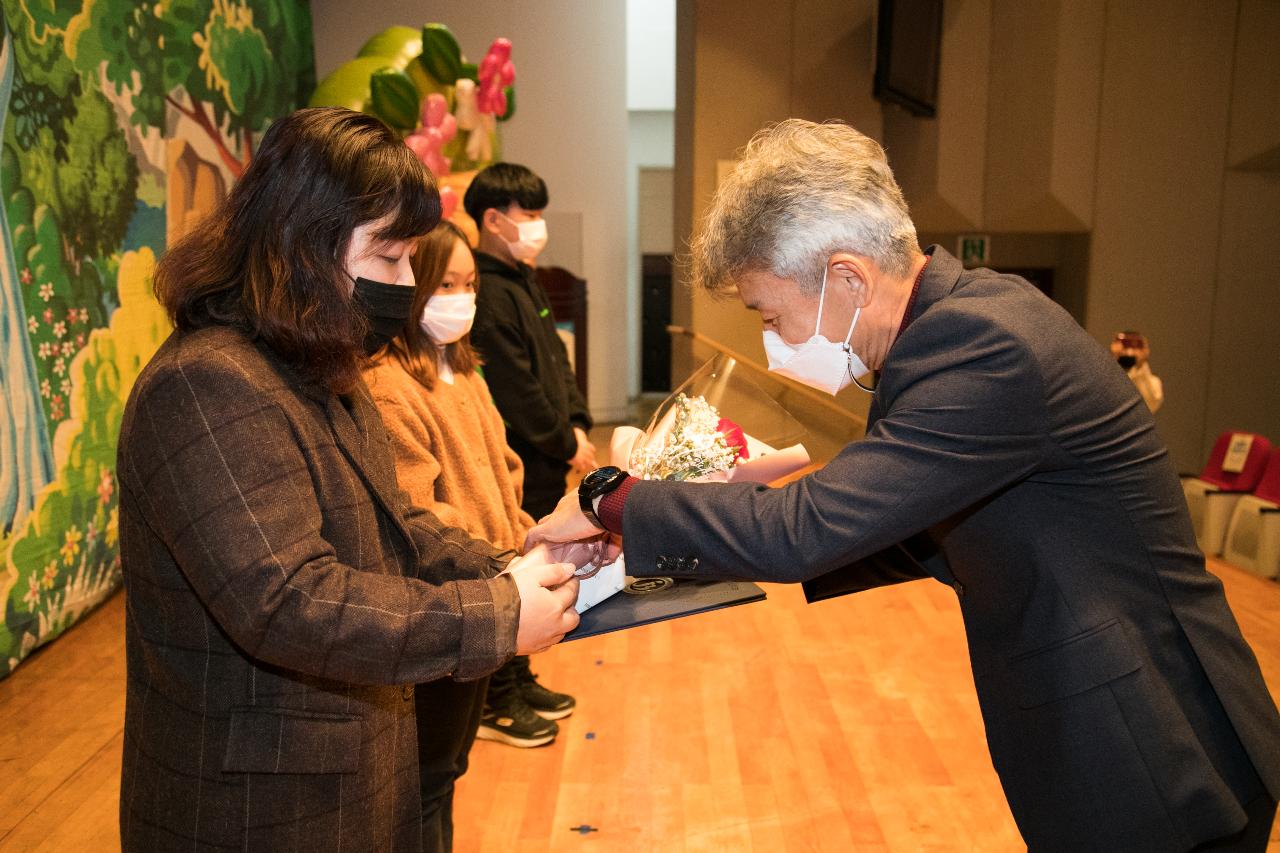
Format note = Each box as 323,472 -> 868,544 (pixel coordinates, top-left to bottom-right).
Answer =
499,213 -> 548,261
762,266 -> 871,395
419,292 -> 476,344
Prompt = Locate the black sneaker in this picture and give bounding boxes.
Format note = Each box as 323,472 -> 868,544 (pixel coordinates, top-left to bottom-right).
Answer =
513,657 -> 576,720
476,693 -> 558,748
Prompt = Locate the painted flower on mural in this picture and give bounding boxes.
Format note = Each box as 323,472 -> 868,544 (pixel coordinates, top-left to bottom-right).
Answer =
41,562 -> 58,591
60,526 -> 83,566
52,321 -> 66,339
60,379 -> 72,397
20,267 -> 32,285
39,283 -> 54,301
75,333 -> 85,348
98,469 -> 115,506
23,576 -> 41,610
40,379 -> 51,399
37,342 -> 51,359
42,308 -> 53,324
106,508 -> 120,547
78,308 -> 89,323
50,394 -> 65,420
60,341 -> 74,358
86,521 -> 99,549
52,359 -> 66,377
27,316 -> 38,334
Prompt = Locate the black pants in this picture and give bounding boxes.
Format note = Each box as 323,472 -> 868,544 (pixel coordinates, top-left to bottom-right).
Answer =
1190,793 -> 1277,853
483,489 -> 563,708
415,675 -> 489,853
521,484 -> 565,525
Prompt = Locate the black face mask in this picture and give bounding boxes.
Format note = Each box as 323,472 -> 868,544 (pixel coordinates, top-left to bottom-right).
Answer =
351,275 -> 415,355
1117,355 -> 1137,370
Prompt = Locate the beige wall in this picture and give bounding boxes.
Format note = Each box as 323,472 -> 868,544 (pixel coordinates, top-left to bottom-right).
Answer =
1083,1 -> 1280,470
677,0 -> 1280,470
674,0 -> 880,422
638,167 -> 675,256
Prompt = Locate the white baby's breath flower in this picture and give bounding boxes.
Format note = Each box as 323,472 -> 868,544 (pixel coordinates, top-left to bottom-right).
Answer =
630,394 -> 739,481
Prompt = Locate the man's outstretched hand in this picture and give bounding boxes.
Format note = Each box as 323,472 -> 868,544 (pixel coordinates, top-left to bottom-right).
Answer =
524,492 -> 623,573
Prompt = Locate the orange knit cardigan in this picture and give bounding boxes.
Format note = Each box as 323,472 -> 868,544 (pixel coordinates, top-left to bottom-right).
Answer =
363,357 -> 536,552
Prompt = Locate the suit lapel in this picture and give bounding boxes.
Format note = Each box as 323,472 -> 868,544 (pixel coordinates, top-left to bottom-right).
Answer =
323,387 -> 420,563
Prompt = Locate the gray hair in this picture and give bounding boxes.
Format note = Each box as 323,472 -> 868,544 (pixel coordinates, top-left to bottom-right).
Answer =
690,120 -> 917,293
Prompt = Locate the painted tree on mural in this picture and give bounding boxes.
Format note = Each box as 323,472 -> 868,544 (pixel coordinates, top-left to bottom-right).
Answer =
0,0 -> 314,676
75,0 -> 314,178
0,0 -> 139,537
0,12 -> 53,536
3,0 -> 138,273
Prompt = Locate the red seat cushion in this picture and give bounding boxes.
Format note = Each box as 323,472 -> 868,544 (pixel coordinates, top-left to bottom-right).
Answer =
1199,431 -> 1272,491
1252,447 -> 1280,504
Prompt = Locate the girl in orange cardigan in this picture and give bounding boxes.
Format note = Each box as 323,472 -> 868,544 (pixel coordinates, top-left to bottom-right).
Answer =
363,221 -> 575,849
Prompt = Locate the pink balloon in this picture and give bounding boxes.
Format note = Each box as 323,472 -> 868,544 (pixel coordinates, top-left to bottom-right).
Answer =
427,152 -> 451,177
475,37 -> 516,116
423,93 -> 449,128
438,113 -> 457,143
404,133 -> 431,158
439,186 -> 458,220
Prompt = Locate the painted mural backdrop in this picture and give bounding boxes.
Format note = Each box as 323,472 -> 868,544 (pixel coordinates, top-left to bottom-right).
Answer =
0,0 -> 314,678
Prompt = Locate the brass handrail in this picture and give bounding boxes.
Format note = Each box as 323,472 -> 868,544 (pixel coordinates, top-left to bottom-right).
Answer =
666,325 -> 867,430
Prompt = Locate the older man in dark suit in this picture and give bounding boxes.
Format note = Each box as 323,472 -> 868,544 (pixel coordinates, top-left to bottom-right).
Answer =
530,119 -> 1280,851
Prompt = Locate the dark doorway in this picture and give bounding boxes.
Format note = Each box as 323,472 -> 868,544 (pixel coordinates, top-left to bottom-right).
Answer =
641,254 -> 674,392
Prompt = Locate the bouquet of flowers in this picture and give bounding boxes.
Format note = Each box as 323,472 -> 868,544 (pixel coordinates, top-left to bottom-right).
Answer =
575,354 -> 811,613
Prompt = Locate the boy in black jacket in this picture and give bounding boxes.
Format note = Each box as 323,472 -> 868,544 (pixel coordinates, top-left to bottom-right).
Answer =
464,163 -> 590,747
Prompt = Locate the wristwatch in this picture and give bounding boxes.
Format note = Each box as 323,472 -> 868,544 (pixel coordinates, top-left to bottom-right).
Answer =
578,466 -> 628,530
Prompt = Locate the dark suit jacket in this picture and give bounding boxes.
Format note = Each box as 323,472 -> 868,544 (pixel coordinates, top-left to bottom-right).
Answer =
470,252 -> 591,509
621,247 -> 1280,851
117,325 -> 520,852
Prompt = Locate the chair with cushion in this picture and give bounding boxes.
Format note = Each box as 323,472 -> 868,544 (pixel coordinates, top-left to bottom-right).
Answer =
1180,431 -> 1272,556
1221,446 -> 1280,580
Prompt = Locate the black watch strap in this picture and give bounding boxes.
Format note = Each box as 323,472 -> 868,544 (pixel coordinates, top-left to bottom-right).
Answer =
578,466 -> 627,529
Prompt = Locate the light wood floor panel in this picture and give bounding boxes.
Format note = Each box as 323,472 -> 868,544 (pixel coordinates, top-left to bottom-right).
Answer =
1,562 -> 1277,851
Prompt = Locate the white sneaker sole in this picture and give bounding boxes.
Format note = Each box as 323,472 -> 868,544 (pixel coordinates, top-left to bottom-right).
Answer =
475,725 -> 557,748
532,706 -> 575,721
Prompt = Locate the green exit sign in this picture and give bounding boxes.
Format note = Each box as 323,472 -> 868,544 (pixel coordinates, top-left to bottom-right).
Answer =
958,234 -> 990,266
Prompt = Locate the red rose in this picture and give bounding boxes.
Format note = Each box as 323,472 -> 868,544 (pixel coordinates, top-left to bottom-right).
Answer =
716,417 -> 749,461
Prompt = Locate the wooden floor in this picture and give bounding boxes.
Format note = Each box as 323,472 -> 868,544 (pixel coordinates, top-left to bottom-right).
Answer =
1,561 -> 1277,852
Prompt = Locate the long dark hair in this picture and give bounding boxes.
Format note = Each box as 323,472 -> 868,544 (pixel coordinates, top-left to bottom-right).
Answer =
374,220 -> 479,391
154,107 -> 441,393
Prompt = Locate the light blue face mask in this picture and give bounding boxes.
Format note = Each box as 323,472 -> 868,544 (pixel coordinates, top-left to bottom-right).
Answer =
761,266 -> 872,395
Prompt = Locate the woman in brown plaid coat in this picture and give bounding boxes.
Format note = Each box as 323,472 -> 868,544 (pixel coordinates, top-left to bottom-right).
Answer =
116,108 -> 580,852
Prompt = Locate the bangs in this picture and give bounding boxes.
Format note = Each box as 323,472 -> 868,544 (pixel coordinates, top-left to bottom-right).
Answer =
365,146 -> 442,241
510,181 -> 548,212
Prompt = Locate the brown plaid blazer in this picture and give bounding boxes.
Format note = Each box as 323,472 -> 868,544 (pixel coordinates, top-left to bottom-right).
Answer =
117,325 -> 520,852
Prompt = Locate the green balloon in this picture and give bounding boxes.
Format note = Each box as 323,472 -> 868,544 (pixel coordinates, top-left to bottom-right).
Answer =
357,25 -> 423,70
498,85 -> 516,122
419,23 -> 462,85
308,57 -> 394,111
369,67 -> 420,130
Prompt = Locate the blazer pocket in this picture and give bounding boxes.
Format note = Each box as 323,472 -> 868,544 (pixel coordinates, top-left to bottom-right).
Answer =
223,708 -> 361,775
1009,618 -> 1142,709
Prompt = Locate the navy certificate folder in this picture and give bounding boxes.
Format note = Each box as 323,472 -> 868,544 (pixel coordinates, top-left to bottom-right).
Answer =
564,577 -> 766,641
